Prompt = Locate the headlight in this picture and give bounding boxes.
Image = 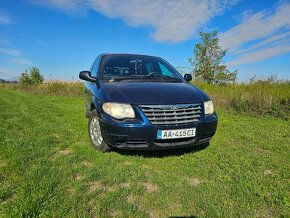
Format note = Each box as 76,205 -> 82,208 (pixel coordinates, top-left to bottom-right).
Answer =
102,102 -> 135,119
204,100 -> 214,115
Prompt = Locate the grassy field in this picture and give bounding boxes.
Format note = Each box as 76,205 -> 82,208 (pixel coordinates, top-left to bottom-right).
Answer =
0,88 -> 289,217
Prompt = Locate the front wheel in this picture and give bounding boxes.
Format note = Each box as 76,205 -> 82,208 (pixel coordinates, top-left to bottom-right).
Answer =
88,110 -> 111,152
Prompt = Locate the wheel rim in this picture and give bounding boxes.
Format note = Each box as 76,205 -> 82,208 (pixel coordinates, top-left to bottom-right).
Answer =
90,117 -> 103,147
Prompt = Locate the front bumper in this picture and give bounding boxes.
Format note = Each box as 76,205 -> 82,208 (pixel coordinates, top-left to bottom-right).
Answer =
99,110 -> 218,150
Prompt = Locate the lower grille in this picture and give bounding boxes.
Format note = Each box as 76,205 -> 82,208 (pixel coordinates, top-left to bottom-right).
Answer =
154,137 -> 196,147
115,140 -> 148,148
139,103 -> 202,126
198,133 -> 215,143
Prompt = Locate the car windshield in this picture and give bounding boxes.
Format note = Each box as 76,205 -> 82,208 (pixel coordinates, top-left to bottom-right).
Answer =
100,55 -> 184,82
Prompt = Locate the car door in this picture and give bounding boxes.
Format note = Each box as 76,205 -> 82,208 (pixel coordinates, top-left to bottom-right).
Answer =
84,56 -> 101,110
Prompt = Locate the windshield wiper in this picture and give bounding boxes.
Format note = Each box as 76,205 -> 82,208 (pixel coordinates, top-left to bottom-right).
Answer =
109,73 -> 182,82
109,75 -> 144,82
143,72 -> 182,82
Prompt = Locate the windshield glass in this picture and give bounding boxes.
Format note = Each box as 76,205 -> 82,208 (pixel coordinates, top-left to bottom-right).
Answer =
100,55 -> 184,81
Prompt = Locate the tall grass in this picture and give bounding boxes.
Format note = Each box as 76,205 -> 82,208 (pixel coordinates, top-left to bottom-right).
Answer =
193,80 -> 290,119
2,79 -> 289,119
2,81 -> 84,97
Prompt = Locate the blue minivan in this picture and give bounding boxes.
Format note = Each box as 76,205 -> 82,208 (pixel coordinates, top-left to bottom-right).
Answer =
79,54 -> 218,152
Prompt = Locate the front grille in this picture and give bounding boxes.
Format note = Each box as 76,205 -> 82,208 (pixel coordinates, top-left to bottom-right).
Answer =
139,104 -> 202,126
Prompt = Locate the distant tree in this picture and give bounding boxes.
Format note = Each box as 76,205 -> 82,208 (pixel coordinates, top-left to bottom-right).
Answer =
19,67 -> 44,85
189,31 -> 237,84
30,67 -> 43,84
19,70 -> 32,85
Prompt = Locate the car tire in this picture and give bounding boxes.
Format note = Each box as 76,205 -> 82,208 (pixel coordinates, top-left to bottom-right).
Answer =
88,110 -> 111,152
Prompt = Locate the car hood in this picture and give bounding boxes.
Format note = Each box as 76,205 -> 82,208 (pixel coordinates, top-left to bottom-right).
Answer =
101,82 -> 205,105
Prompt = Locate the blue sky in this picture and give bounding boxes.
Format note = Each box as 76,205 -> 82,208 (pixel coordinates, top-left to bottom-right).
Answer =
0,0 -> 290,82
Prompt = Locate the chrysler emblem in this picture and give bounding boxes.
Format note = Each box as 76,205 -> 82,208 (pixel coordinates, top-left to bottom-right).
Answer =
170,105 -> 178,110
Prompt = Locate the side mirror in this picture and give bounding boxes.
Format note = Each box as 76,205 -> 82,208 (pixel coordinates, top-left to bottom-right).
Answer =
79,71 -> 96,83
184,74 -> 192,82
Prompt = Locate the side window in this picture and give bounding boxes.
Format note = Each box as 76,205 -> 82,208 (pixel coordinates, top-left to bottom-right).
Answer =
145,63 -> 154,73
158,62 -> 174,77
91,57 -> 100,78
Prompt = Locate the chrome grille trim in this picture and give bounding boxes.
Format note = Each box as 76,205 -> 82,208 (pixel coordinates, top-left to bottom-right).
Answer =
139,103 -> 202,126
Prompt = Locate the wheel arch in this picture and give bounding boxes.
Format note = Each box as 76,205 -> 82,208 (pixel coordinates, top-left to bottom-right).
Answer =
91,96 -> 102,116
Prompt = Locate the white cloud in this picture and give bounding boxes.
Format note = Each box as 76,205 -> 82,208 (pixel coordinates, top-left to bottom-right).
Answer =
37,0 -> 237,43
0,67 -> 19,79
0,48 -> 21,56
234,31 -> 290,55
220,1 -> 290,66
0,38 -> 10,45
12,57 -> 31,66
31,0 -> 89,15
226,43 -> 290,66
32,0 -> 290,66
0,11 -> 11,24
0,48 -> 31,66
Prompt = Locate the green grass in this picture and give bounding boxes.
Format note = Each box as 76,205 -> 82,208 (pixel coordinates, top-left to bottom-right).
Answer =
0,88 -> 289,217
1,82 -> 84,97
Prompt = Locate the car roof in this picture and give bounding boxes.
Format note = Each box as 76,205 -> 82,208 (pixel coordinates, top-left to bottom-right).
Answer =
99,53 -> 160,59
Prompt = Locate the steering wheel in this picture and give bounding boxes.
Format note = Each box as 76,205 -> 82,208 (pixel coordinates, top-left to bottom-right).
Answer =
147,72 -> 160,77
